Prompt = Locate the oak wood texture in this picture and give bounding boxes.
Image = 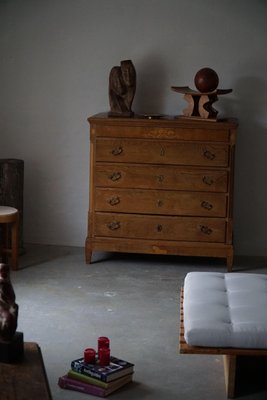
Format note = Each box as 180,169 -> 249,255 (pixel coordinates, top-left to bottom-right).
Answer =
86,113 -> 238,269
0,342 -> 52,400
179,289 -> 267,398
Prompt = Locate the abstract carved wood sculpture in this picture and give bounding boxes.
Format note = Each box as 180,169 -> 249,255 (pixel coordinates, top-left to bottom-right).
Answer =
108,60 -> 136,117
0,263 -> 18,342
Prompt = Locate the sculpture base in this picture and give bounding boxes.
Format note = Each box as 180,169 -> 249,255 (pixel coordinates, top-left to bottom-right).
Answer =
108,111 -> 134,118
177,115 -> 217,122
0,331 -> 24,363
171,86 -> 232,120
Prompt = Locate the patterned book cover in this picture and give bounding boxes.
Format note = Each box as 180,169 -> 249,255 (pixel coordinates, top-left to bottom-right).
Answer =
71,355 -> 134,382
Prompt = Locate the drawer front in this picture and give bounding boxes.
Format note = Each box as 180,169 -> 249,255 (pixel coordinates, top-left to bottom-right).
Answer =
94,212 -> 226,242
95,138 -> 229,167
92,124 -> 231,142
95,164 -> 228,192
95,188 -> 227,217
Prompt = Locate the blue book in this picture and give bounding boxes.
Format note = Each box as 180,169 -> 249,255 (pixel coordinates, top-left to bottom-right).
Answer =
71,355 -> 134,382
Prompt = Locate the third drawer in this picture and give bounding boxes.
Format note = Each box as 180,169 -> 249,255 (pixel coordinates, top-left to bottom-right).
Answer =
95,188 -> 227,217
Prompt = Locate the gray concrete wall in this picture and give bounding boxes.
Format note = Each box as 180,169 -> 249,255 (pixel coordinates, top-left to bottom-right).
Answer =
0,0 -> 266,256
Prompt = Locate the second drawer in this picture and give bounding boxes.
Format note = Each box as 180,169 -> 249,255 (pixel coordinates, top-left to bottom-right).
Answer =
95,164 -> 228,192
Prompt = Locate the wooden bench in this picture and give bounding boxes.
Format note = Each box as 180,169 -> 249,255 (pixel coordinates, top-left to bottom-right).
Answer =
0,342 -> 52,400
179,289 -> 267,398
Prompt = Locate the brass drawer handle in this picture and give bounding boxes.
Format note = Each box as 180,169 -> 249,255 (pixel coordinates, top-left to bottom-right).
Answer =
203,150 -> 215,160
107,221 -> 120,230
202,176 -> 214,186
157,224 -> 163,232
201,201 -> 213,210
156,175 -> 164,183
111,146 -> 123,156
157,200 -> 163,207
109,172 -> 122,181
200,225 -> 212,235
109,196 -> 120,206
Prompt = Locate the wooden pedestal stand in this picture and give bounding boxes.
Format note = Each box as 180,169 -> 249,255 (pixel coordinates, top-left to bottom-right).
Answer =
171,86 -> 232,120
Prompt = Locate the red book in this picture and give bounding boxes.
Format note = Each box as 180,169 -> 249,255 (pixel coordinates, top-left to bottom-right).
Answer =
58,373 -> 133,397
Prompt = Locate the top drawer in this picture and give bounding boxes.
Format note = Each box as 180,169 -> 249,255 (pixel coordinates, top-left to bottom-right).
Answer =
90,121 -> 235,142
95,138 -> 229,167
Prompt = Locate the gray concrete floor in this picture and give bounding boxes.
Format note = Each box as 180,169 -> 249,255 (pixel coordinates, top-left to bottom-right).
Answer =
10,245 -> 267,400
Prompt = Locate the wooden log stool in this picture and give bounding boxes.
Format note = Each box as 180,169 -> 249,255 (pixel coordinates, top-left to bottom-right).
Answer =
0,342 -> 52,400
179,272 -> 267,398
0,206 -> 19,270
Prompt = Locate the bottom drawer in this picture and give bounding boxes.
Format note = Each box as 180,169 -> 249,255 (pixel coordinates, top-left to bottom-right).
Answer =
94,212 -> 226,243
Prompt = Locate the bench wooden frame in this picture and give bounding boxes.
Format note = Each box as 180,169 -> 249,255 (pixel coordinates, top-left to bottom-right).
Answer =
179,289 -> 267,398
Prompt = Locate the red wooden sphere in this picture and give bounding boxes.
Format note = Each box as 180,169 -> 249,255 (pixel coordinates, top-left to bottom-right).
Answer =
194,67 -> 219,93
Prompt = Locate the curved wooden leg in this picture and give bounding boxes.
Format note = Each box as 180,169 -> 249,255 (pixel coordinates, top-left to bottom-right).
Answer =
85,234 -> 93,264
85,242 -> 92,264
86,251 -> 92,264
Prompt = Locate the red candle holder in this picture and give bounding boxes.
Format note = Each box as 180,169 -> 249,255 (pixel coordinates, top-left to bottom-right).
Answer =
98,347 -> 110,366
97,336 -> 110,353
84,348 -> 96,364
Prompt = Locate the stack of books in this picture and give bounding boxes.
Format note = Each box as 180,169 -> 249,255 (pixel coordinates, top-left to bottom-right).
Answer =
58,355 -> 134,397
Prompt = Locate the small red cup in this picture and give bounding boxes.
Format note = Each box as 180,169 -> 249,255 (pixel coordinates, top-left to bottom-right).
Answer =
97,336 -> 110,353
84,348 -> 96,364
98,347 -> 110,366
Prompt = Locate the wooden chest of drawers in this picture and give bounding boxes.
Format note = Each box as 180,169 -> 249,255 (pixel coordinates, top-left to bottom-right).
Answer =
86,113 -> 238,270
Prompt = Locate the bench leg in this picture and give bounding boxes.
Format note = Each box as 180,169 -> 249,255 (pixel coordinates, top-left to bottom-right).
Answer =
226,252 -> 233,272
223,355 -> 237,398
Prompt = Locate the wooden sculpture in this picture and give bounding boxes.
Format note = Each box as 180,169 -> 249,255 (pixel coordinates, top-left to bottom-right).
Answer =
109,60 -> 136,117
0,263 -> 18,342
171,67 -> 232,120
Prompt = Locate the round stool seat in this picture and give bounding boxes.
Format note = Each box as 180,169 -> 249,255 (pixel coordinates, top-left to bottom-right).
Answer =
0,206 -> 18,215
0,206 -> 18,223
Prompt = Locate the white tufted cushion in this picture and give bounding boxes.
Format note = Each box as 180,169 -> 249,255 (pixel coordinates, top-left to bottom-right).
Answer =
183,272 -> 267,348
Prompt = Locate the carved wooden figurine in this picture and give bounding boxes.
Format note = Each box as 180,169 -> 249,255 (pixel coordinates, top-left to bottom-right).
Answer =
0,263 -> 18,342
109,60 -> 136,117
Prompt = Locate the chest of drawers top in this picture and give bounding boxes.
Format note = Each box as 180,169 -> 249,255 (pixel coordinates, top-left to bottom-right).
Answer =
88,113 -> 238,142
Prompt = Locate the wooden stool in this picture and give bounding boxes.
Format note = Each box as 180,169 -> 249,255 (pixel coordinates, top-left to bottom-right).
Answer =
0,206 -> 19,270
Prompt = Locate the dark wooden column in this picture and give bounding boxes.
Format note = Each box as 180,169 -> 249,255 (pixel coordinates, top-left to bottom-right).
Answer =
0,159 -> 24,251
